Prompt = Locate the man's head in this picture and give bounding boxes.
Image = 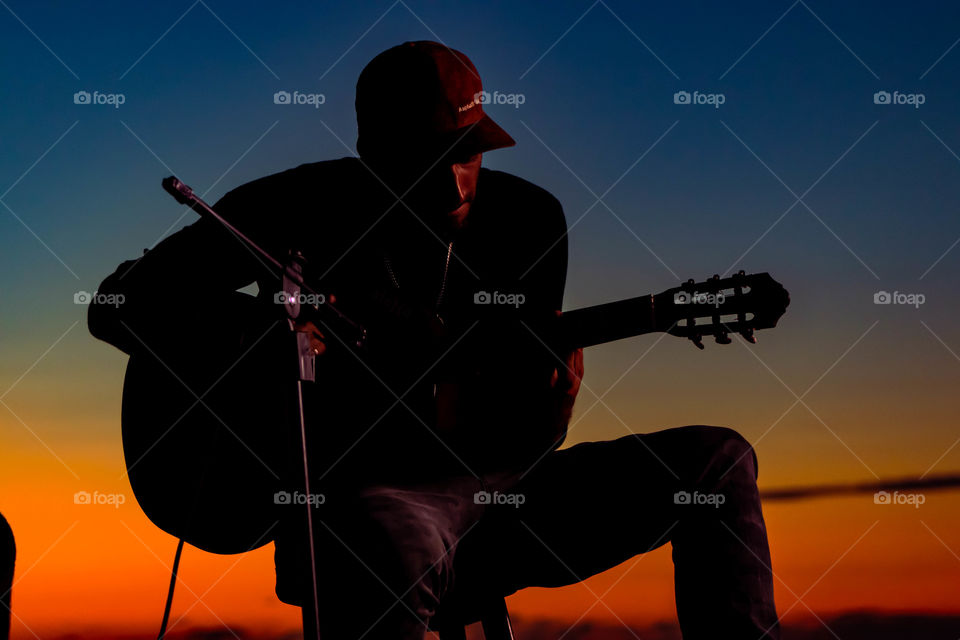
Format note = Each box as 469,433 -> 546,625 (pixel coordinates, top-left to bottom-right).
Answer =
356,41 -> 514,234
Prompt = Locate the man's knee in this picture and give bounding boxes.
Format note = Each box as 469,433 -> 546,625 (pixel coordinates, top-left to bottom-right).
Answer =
677,425 -> 758,484
613,425 -> 757,482
654,425 -> 757,485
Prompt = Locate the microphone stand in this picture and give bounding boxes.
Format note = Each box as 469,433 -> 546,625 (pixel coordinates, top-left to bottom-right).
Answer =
161,176 -> 366,640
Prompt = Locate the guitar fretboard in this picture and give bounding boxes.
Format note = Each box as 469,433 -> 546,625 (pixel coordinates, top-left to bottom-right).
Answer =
557,295 -> 658,350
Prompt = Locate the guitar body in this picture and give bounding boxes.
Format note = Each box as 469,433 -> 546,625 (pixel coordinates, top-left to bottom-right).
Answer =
120,295 -> 295,554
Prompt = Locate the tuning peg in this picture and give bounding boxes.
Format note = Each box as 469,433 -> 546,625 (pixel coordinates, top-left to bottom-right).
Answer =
739,327 -> 757,344
690,334 -> 704,350
715,330 -> 732,345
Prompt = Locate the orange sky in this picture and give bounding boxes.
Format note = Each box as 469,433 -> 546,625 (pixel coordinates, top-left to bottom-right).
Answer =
3,400 -> 959,638
4,318 -> 960,637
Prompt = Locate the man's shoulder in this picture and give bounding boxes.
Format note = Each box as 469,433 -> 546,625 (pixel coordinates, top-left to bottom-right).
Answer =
221,157 -> 363,200
478,168 -> 560,206
475,168 -> 565,231
288,156 -> 366,181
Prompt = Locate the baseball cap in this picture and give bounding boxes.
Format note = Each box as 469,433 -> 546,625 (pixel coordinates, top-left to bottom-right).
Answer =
355,41 -> 515,158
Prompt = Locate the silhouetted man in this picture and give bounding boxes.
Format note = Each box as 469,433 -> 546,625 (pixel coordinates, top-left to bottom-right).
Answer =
89,41 -> 779,639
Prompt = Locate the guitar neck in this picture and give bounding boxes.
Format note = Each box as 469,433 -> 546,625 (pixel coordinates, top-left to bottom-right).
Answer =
556,294 -> 662,350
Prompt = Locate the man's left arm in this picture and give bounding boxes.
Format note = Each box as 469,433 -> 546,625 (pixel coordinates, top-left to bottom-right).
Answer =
514,191 -> 582,454
437,187 -> 582,466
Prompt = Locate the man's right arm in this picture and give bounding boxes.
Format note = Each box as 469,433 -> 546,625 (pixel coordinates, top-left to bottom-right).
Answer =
88,183 -> 272,355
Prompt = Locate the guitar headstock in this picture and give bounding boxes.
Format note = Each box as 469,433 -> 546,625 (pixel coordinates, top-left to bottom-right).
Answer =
655,271 -> 789,349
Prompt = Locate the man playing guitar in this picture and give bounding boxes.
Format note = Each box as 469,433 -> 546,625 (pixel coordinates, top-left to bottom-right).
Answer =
89,41 -> 780,640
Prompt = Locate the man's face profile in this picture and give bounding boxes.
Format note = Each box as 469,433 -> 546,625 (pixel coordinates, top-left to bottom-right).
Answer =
368,150 -> 482,235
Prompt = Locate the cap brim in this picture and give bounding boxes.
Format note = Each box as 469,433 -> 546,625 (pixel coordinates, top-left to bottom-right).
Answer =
358,113 -> 515,160
440,112 -> 515,156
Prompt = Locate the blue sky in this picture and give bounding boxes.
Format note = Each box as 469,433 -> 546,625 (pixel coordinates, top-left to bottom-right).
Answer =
2,0 -> 960,476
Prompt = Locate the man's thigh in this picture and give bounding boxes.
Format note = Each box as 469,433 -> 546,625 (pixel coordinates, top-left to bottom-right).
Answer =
453,425 -> 754,596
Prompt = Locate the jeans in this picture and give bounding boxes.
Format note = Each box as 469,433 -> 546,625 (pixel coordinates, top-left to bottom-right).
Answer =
275,425 -> 780,639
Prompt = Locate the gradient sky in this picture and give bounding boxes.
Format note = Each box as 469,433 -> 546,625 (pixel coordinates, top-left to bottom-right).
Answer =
2,1 -> 960,637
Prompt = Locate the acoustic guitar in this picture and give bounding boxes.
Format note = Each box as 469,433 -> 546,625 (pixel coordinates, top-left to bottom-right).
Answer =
121,271 -> 789,553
